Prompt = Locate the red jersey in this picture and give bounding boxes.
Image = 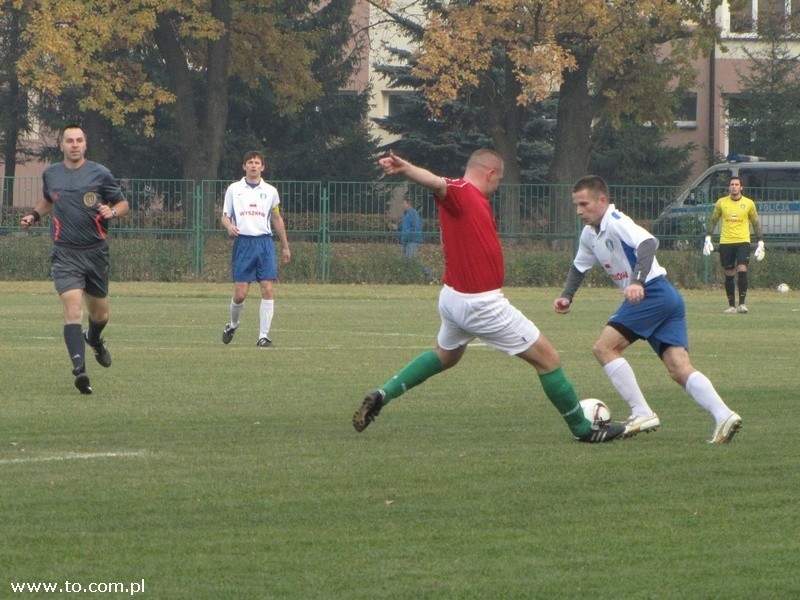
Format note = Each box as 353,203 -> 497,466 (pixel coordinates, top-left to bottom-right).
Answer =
436,178 -> 504,293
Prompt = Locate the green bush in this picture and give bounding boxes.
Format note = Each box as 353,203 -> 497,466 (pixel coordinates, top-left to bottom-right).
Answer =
110,235 -> 192,281
329,244 -> 433,284
0,232 -> 51,279
4,232 -> 800,288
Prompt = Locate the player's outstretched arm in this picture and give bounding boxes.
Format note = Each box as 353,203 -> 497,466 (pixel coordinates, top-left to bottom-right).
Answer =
378,152 -> 447,198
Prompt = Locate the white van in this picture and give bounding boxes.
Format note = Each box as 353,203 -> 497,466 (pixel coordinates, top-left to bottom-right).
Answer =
651,160 -> 800,245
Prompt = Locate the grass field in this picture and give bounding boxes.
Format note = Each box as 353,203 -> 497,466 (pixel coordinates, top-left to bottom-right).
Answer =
1,281 -> 799,599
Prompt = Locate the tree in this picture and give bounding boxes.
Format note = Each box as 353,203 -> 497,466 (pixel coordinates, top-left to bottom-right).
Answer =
727,18 -> 800,160
372,47 -> 492,178
0,0 -> 32,209
589,118 -> 695,187
374,0 -> 714,239
21,1 -> 372,182
16,0 -> 333,180
408,0 -> 714,185
373,44 -> 557,183
223,0 -> 377,181
369,1 -> 559,236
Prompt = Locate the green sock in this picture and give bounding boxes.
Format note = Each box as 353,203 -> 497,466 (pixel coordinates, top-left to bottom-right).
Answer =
380,350 -> 443,402
538,367 -> 590,437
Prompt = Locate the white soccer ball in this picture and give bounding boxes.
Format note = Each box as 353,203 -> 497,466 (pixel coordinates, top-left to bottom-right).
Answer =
580,398 -> 611,429
777,283 -> 790,294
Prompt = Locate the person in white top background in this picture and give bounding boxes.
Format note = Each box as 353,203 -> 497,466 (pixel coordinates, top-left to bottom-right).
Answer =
220,151 -> 291,347
553,175 -> 742,444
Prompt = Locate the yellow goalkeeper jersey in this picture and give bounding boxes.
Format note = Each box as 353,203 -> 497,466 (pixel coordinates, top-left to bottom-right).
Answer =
708,195 -> 761,244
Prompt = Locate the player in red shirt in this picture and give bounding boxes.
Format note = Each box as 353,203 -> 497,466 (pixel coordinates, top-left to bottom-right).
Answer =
352,150 -> 625,443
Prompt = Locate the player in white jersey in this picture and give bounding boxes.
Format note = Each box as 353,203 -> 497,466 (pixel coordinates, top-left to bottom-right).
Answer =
553,175 -> 742,444
220,151 -> 291,347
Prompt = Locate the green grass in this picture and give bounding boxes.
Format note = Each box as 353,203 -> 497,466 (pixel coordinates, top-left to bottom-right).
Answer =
1,282 -> 798,599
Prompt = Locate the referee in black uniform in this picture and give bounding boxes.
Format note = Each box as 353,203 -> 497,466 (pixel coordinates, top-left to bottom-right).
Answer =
21,124 -> 129,394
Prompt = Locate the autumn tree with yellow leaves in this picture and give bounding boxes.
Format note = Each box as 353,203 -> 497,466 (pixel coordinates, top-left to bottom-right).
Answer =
407,0 -> 717,187
15,0 -> 334,180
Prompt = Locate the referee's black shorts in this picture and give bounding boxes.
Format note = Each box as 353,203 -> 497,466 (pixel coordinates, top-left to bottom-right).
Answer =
51,243 -> 110,298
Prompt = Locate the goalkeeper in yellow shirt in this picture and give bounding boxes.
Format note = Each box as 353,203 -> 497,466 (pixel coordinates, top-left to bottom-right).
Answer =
703,176 -> 764,314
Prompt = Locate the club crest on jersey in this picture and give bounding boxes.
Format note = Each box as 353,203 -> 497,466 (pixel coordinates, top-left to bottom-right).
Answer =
605,240 -> 615,251
83,191 -> 100,207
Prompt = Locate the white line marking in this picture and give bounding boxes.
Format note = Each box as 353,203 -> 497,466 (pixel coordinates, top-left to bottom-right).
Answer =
0,450 -> 148,465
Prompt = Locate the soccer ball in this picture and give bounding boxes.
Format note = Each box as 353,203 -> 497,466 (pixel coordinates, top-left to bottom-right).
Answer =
777,283 -> 790,294
580,398 -> 611,429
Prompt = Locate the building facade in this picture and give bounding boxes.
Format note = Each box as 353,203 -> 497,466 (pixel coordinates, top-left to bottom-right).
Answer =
664,0 -> 800,182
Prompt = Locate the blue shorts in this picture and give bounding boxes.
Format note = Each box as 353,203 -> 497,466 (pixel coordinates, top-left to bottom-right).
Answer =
231,235 -> 276,283
608,276 -> 688,355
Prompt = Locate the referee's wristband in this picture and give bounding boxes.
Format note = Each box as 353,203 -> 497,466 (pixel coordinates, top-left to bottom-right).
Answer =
30,210 -> 41,223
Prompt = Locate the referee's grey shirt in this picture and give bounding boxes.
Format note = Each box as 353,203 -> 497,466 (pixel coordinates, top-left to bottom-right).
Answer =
43,161 -> 125,248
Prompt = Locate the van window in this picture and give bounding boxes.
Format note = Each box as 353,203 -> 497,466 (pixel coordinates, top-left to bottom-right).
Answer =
738,169 -> 767,192
739,168 -> 800,201
767,169 -> 800,188
710,169 -> 732,202
687,167 -> 732,205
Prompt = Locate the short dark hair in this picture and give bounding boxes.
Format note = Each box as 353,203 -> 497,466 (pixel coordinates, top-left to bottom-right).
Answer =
572,175 -> 608,196
242,151 -> 265,165
59,123 -> 85,143
729,176 -> 742,185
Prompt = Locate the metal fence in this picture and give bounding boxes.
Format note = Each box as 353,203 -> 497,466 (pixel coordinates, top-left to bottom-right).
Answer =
3,176 -> 798,281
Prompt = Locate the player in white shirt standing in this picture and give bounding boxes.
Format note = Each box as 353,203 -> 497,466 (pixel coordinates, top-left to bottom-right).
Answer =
220,151 -> 291,347
553,175 -> 742,444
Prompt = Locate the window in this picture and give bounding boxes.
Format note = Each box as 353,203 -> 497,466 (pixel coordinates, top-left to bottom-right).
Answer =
767,169 -> 800,188
383,91 -> 416,117
738,169 -> 767,190
724,94 -> 754,156
729,0 -> 755,33
729,0 -> 800,33
674,92 -> 697,128
707,169 -> 735,204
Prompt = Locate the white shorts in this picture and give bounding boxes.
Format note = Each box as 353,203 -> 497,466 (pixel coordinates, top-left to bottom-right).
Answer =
437,285 -> 540,355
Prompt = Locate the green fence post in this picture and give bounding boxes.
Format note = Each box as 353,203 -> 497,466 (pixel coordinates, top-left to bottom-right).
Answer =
193,182 -> 203,276
319,187 -> 330,281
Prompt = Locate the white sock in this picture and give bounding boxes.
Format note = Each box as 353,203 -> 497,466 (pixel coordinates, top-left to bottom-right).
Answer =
684,371 -> 733,422
603,357 -> 654,417
259,299 -> 274,339
230,299 -> 244,328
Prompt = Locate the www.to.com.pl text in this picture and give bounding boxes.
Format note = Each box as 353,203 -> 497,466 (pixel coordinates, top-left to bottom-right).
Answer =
10,580 -> 145,595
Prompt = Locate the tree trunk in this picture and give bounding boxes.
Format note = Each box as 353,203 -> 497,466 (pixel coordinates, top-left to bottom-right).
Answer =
153,0 -> 231,182
549,59 -> 594,186
82,112 -> 114,168
2,112 -> 18,210
2,5 -> 23,210
548,53 -> 596,243
485,59 -> 523,236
